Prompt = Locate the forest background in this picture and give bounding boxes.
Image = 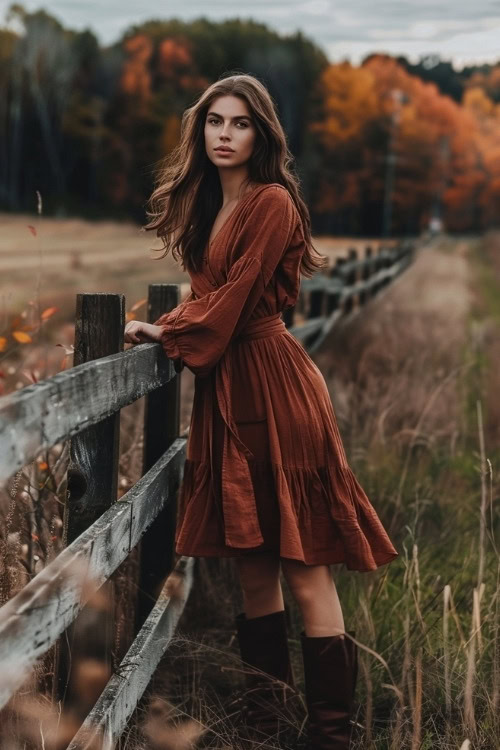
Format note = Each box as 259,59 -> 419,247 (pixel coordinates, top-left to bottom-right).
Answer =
1,3 -> 500,236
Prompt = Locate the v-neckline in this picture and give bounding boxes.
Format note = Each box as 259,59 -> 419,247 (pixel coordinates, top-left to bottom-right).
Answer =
207,182 -> 281,248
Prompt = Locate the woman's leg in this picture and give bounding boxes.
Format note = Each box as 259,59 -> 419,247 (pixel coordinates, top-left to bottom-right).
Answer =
280,558 -> 345,636
234,551 -> 284,618
232,552 -> 296,740
282,559 -> 356,748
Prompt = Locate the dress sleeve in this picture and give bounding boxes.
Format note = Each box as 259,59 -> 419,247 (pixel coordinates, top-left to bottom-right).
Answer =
153,186 -> 299,377
158,288 -> 195,373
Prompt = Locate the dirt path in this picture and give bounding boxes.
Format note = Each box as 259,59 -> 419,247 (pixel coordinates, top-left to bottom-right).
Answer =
312,235 -> 476,501
315,234 -> 472,374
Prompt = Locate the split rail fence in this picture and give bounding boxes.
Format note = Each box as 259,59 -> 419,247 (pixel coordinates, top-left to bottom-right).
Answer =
0,238 -> 415,748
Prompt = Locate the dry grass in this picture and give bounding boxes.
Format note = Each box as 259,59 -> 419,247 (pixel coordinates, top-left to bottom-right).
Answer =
1,225 -> 499,748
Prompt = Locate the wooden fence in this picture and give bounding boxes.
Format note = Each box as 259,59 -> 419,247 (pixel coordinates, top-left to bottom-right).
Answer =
0,238 -> 415,747
0,286 -> 194,748
285,240 -> 415,351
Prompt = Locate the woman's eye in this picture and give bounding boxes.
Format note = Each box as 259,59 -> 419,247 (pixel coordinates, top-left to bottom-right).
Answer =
207,118 -> 248,127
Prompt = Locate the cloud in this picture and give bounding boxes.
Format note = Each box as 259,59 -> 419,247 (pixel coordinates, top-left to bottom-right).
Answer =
1,0 -> 499,66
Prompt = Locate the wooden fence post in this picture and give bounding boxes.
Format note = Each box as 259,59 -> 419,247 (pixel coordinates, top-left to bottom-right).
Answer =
360,246 -> 375,304
373,247 -> 384,295
309,286 -> 324,319
135,284 -> 181,631
53,294 -> 124,710
344,248 -> 358,313
326,265 -> 342,315
283,305 -> 295,328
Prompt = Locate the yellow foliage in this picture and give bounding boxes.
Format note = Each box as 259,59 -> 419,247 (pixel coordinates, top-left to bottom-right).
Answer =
463,87 -> 495,118
311,62 -> 378,146
12,331 -> 32,344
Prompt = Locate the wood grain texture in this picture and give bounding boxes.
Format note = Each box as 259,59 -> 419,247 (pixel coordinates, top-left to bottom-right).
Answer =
0,438 -> 186,710
0,342 -> 176,483
66,556 -> 195,750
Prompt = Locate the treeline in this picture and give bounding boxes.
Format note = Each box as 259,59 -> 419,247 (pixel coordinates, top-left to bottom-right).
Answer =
1,4 -> 499,235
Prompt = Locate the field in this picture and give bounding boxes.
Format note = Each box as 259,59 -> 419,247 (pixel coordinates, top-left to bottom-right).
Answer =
0,213 -> 499,749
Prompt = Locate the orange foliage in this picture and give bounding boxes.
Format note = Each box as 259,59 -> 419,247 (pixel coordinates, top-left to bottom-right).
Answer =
12,331 -> 32,344
463,87 -> 500,225
157,38 -> 208,93
177,73 -> 210,91
162,114 -> 181,154
129,298 -> 147,312
158,38 -> 191,78
312,53 -> 500,231
120,34 -> 153,107
41,306 -> 58,320
466,66 -> 500,104
311,62 -> 378,146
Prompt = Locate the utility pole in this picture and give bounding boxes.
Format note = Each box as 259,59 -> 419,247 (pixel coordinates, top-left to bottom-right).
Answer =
429,134 -> 450,234
382,89 -> 407,238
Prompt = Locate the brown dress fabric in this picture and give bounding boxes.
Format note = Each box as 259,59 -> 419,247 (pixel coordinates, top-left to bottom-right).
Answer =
154,183 -> 398,570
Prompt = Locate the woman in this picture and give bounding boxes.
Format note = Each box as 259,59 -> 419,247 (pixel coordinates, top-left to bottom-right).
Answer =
125,72 -> 398,749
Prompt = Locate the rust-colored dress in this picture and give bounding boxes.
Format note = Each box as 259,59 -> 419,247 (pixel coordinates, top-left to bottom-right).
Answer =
154,183 -> 398,570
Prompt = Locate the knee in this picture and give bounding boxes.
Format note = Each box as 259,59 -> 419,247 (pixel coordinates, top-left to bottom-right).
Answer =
281,562 -> 334,609
285,578 -> 317,609
239,582 -> 259,605
236,559 -> 280,601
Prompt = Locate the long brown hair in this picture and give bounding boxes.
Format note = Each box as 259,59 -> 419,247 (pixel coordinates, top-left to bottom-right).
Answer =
142,72 -> 328,277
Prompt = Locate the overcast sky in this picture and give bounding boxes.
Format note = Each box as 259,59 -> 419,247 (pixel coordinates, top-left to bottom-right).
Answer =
2,0 -> 500,68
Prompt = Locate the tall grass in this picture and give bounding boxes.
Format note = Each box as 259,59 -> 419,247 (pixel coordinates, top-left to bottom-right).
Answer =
1,233 -> 499,748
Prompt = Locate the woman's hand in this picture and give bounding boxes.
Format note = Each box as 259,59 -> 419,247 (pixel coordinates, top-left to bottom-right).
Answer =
124,320 -> 163,345
124,320 -> 185,373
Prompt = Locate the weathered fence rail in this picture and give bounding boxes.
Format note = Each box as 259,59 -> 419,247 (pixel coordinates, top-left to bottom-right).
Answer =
0,339 -> 174,480
0,237 -> 416,747
286,239 -> 415,351
0,437 -> 187,698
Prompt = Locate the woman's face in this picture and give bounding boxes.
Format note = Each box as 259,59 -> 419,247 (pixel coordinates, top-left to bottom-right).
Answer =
204,95 -> 257,171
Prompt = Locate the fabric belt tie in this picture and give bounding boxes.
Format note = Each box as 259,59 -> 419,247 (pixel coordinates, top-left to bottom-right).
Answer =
236,311 -> 286,341
214,313 -> 287,548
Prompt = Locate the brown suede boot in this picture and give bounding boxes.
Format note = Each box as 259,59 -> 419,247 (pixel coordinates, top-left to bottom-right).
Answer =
300,629 -> 358,749
233,609 -> 297,742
